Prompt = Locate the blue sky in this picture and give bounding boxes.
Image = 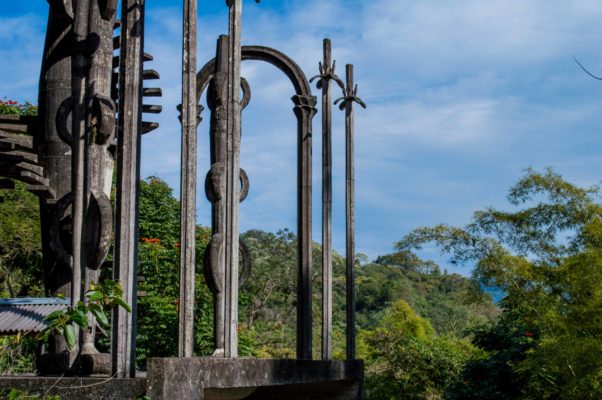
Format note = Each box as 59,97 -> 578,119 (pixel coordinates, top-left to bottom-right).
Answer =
2,1 -> 602,275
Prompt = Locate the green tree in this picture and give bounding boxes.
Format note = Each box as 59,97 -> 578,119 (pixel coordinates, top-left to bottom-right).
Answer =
361,300 -> 477,400
398,169 -> 602,399
357,257 -> 497,336
0,101 -> 43,375
0,336 -> 38,375
136,177 -> 218,363
446,309 -> 537,400
239,229 -> 344,358
516,250 -> 602,399
0,100 -> 41,298
0,182 -> 43,297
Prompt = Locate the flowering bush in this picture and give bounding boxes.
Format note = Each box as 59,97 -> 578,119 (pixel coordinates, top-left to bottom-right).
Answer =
0,99 -> 37,116
140,237 -> 161,244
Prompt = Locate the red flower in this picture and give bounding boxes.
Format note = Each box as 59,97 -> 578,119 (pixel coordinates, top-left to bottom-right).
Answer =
524,331 -> 534,337
175,243 -> 181,248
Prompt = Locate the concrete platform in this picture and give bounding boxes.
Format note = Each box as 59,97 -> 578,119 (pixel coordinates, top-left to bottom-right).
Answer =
0,358 -> 364,399
147,358 -> 364,400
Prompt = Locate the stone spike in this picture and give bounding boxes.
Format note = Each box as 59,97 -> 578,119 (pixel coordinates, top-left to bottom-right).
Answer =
178,0 -> 199,359
320,38 -> 333,361
112,0 -> 146,378
344,63 -> 357,361
222,0 -> 243,359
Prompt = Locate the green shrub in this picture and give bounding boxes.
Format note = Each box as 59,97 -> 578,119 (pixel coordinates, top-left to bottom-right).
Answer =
0,336 -> 37,375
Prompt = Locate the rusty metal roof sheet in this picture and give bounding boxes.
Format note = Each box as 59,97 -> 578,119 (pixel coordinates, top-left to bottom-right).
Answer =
0,298 -> 70,335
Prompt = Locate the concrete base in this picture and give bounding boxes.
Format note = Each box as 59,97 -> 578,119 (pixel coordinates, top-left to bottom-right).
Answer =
1,358 -> 364,399
147,358 -> 364,400
0,377 -> 146,400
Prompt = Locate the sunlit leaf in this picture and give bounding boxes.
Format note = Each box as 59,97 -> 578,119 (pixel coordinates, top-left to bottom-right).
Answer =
91,307 -> 109,328
65,324 -> 76,350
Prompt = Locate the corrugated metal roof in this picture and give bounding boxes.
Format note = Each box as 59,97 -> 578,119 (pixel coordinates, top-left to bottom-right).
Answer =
0,298 -> 70,335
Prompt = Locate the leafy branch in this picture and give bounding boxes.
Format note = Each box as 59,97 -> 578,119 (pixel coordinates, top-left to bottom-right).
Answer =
36,280 -> 131,350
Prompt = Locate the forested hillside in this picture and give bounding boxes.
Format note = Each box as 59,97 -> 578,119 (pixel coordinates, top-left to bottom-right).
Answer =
132,177 -> 497,363
3,169 -> 602,399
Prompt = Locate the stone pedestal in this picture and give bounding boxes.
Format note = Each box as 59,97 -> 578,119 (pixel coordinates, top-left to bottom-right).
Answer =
147,358 -> 364,400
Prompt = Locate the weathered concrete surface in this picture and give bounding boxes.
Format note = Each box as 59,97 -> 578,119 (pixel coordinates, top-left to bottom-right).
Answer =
79,353 -> 111,376
248,381 -> 361,400
1,359 -> 362,399
147,358 -> 364,400
0,377 -> 146,399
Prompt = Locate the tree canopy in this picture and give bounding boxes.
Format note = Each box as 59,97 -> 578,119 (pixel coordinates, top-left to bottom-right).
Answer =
399,168 -> 602,399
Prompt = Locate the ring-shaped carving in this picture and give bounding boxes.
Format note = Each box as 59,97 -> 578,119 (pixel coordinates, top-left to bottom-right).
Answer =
203,235 -> 253,292
91,94 -> 116,145
240,78 -> 251,109
205,165 -> 249,204
48,190 -> 113,272
239,168 -> 249,202
56,96 -> 75,147
49,192 -> 74,269
239,239 -> 252,289
200,72 -> 251,110
85,189 -> 113,270
204,162 -> 223,204
204,170 -> 216,204
203,234 -> 224,294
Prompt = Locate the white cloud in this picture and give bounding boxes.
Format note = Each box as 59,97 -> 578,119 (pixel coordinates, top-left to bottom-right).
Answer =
147,1 -> 602,269
359,98 -> 500,147
360,0 -> 602,75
